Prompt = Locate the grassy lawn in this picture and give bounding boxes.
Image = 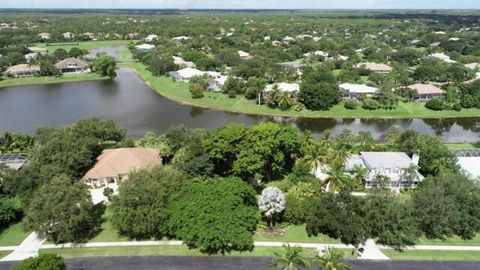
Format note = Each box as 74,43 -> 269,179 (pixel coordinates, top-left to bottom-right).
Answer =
254,225 -> 340,244
0,73 -> 106,88
415,234 -> 480,246
445,143 -> 480,149
89,208 -> 128,243
0,251 -> 11,259
0,223 -> 30,246
382,249 -> 480,260
119,48 -> 134,62
128,62 -> 480,119
33,40 -> 136,52
39,245 -> 325,259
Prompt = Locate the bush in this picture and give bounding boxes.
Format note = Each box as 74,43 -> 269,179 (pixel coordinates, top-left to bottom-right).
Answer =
189,82 -> 204,99
362,98 -> 379,110
452,103 -> 462,111
12,254 -> 66,270
344,98 -> 358,109
228,90 -> 236,98
425,98 -> 445,111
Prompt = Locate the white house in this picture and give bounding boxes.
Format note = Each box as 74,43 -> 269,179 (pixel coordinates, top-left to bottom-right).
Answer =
429,53 -> 456,63
452,149 -> 480,180
173,56 -> 195,68
145,34 -> 158,42
135,44 -> 155,51
355,62 -> 392,74
238,50 -> 252,60
169,67 -> 221,82
303,51 -> 329,58
345,152 -> 424,191
173,36 -> 191,42
264,82 -> 300,94
339,83 -> 379,99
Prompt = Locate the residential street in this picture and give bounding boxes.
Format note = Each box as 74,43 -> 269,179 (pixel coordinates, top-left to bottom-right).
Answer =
1,256 -> 480,270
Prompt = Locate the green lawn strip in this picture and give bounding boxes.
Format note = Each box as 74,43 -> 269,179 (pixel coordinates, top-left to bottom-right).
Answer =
0,73 -> 106,88
127,62 -> 480,119
382,249 -> 480,261
0,251 -> 12,259
253,225 -> 340,244
33,40 -> 137,52
0,223 -> 30,246
445,143 -> 480,149
39,246 -> 321,259
415,234 -> 480,246
88,208 -> 128,242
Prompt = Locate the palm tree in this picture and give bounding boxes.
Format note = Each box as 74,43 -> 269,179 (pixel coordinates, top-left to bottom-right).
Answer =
271,244 -> 311,270
277,92 -> 294,111
352,165 -> 368,186
402,164 -> 420,187
313,248 -> 351,270
328,148 -> 351,166
323,162 -> 351,192
303,142 -> 329,176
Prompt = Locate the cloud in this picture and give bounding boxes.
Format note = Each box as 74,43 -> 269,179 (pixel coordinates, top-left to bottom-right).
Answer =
1,0 -> 479,9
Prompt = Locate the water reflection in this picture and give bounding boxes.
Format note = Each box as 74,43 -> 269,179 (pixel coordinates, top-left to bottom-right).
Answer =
0,68 -> 478,142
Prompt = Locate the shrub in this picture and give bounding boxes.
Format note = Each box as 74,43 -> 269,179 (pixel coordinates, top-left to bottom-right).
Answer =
344,99 -> 358,109
228,90 -> 236,98
12,254 -> 65,270
425,98 -> 445,111
452,103 -> 462,111
362,98 -> 379,110
293,101 -> 306,112
189,83 -> 204,99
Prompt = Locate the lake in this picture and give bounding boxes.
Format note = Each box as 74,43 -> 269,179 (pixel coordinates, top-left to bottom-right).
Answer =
0,68 -> 479,142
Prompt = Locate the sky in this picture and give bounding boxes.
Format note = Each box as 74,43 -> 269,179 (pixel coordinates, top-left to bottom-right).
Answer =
1,0 -> 479,10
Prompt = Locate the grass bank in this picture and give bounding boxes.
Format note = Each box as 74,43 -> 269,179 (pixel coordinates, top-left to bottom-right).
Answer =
0,223 -> 30,246
127,63 -> 480,119
39,246 -> 323,259
0,73 -> 106,88
382,249 -> 480,260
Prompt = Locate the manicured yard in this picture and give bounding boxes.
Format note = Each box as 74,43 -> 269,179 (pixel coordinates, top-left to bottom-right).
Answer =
253,225 -> 340,244
33,40 -> 136,52
0,223 -> 30,246
415,234 -> 480,246
39,246 -> 323,259
0,251 -> 11,259
382,249 -> 480,260
0,73 -> 106,88
128,62 -> 480,119
89,208 -> 128,242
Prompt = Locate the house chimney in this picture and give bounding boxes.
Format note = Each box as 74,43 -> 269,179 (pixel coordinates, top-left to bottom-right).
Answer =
412,153 -> 420,165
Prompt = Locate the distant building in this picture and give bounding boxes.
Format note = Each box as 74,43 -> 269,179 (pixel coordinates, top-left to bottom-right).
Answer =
345,152 -> 423,191
82,32 -> 96,40
24,53 -> 38,63
356,62 -> 392,74
38,32 -> 51,41
145,34 -> 158,42
172,36 -> 191,42
0,153 -> 28,171
169,67 -> 220,82
340,83 -> 379,99
278,60 -> 305,75
83,148 -> 162,188
207,75 -> 228,92
429,53 -> 456,63
135,44 -> 155,51
452,149 -> 480,179
465,63 -> 480,70
173,56 -> 195,68
6,64 -> 40,78
62,32 -> 74,39
55,58 -> 89,74
238,50 -> 252,60
303,51 -> 329,58
407,84 -> 444,101
264,83 -> 300,94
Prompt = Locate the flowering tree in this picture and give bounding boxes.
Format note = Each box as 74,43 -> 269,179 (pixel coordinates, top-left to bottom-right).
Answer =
259,187 -> 286,228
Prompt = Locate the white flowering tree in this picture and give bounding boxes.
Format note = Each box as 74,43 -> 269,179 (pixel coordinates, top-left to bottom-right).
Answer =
258,187 -> 286,229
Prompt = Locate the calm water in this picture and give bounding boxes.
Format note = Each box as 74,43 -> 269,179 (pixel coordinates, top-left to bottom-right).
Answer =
0,68 -> 479,142
85,45 -> 128,60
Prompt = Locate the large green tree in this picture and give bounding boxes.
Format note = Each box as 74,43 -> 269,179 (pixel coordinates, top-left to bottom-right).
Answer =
111,166 -> 187,240
93,54 -> 117,79
166,177 -> 257,254
299,82 -> 341,111
24,175 -> 100,243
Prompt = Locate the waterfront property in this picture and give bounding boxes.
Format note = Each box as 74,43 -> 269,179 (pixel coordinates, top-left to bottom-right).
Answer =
345,152 -> 424,191
408,84 -> 444,101
135,44 -> 155,51
264,82 -> 300,94
5,64 -> 40,78
169,67 -> 221,82
340,83 -> 379,99
0,153 -> 28,171
451,149 -> 480,179
55,58 -> 90,74
83,147 -> 162,188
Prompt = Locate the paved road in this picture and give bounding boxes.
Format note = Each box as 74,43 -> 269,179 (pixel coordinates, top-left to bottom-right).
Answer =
1,256 -> 480,270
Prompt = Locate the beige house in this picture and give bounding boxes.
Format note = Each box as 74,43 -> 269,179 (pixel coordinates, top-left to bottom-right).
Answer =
83,148 -> 162,188
356,62 -> 392,74
6,64 -> 40,78
55,58 -> 89,74
408,84 -> 444,101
